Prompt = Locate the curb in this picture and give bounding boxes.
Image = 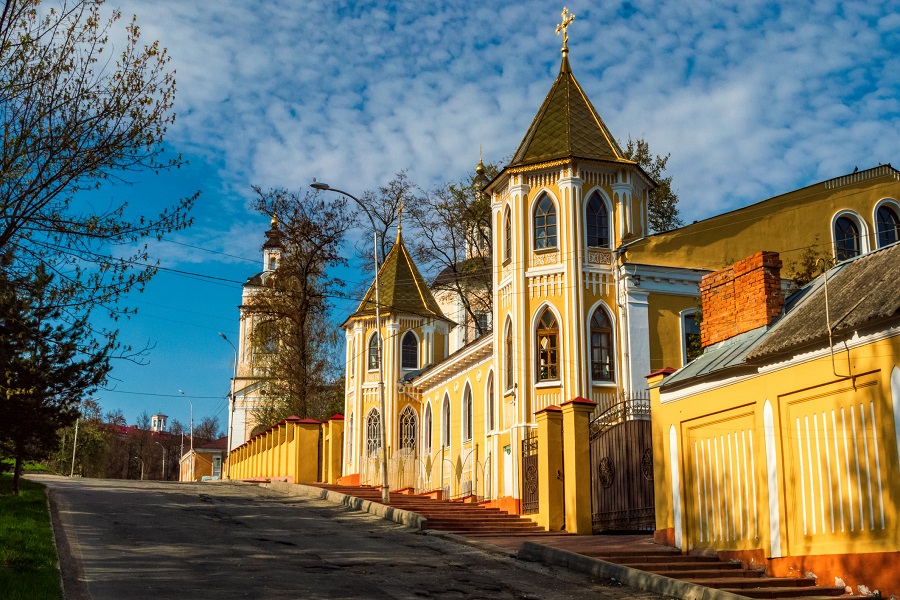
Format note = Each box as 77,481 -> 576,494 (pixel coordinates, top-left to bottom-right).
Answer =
46,487 -> 91,600
517,542 -> 752,600
263,481 -> 429,530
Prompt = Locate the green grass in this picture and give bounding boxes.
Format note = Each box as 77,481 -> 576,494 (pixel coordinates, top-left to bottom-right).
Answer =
0,473 -> 63,600
0,458 -> 54,472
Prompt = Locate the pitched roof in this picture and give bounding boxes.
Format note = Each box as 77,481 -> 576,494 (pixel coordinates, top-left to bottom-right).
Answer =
348,230 -> 449,323
509,53 -> 631,168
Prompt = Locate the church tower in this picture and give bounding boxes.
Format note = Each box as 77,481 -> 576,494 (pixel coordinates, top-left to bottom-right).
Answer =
484,9 -> 655,445
342,226 -> 452,484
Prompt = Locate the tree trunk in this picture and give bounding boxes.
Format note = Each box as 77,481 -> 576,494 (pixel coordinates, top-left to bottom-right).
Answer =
12,452 -> 23,495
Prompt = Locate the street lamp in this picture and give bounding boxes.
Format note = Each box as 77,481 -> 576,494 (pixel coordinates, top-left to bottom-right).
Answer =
154,441 -> 167,481
134,456 -> 145,481
219,332 -> 238,480
311,180 -> 390,505
179,389 -> 194,481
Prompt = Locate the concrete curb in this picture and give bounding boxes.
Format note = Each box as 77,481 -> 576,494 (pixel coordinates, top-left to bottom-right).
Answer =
45,487 -> 91,600
517,542 -> 752,600
420,529 -> 517,558
263,481 -> 429,530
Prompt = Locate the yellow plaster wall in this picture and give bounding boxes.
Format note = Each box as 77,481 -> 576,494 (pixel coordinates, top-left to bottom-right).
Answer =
648,293 -> 701,372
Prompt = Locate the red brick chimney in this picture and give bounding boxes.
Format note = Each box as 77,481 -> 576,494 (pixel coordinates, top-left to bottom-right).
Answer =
699,251 -> 784,348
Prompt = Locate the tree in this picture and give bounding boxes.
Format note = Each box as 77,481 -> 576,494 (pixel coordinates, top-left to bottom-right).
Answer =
408,162 -> 498,339
0,0 -> 196,346
623,137 -> 682,233
0,267 -> 110,494
193,415 -> 222,443
52,396 -> 108,477
246,188 -> 352,429
353,171 -> 420,264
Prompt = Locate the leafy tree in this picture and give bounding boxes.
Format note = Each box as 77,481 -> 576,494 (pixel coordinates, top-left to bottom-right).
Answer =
623,137 -> 682,233
53,397 -> 108,477
0,267 -> 110,494
246,188 -> 352,429
408,162 -> 498,339
0,0 -> 196,349
785,235 -> 829,290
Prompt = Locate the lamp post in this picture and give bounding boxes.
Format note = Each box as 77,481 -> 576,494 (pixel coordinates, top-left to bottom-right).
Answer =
154,441 -> 167,481
179,389 -> 194,481
134,456 -> 145,481
219,332 -> 238,480
311,180 -> 390,505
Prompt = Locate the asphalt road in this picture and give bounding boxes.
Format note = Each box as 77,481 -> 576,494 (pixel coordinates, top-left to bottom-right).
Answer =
33,475 -> 666,600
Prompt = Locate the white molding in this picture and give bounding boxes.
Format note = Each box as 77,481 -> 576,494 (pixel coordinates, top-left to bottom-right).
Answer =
669,425 -> 682,549
873,198 -> 900,249
831,208 -> 871,258
764,400 -> 782,558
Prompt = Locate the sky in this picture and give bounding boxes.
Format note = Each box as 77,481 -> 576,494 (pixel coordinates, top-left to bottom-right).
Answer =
87,0 -> 900,430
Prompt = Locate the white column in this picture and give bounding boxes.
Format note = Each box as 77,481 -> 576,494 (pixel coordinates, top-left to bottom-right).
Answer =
626,287 -> 651,392
385,321 -> 400,450
559,172 -> 584,399
509,179 -> 530,426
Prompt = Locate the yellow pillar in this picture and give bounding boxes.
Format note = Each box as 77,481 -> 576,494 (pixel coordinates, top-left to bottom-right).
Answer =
291,418 -> 322,483
536,406 -> 564,531
561,397 -> 596,534
327,415 -> 344,484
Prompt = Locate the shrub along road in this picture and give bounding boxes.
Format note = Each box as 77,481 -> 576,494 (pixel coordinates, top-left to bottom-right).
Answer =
31,475 -> 667,600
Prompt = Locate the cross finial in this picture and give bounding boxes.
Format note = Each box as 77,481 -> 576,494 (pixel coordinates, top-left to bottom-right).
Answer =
556,7 -> 575,53
397,199 -> 404,235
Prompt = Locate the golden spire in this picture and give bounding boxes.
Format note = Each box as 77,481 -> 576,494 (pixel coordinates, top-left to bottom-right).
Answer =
556,7 -> 575,54
397,199 -> 404,238
270,211 -> 278,228
476,144 -> 485,175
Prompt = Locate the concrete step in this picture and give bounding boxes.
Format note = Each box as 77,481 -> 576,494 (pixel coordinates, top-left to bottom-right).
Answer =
695,577 -> 817,589
651,569 -> 762,579
589,554 -> 722,564
715,586 -> 849,599
625,562 -> 749,573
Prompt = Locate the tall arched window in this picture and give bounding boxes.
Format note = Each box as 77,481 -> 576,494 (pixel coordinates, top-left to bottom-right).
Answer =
349,339 -> 356,378
399,406 -> 417,455
462,384 -> 473,442
876,204 -> 900,248
367,333 -> 381,370
423,403 -> 433,454
834,215 -> 861,261
504,207 -> 512,262
586,193 -> 610,248
536,308 -> 559,381
365,409 -> 381,457
533,195 -> 557,249
505,320 -> 514,390
401,331 -> 418,369
441,395 -> 451,447
590,308 -> 614,382
486,372 -> 494,432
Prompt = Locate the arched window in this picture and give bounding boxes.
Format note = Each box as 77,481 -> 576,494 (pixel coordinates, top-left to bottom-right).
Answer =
441,395 -> 451,447
349,338 -> 356,378
367,333 -> 381,370
533,195 -> 557,250
536,308 -> 559,381
504,207 -> 512,262
505,320 -> 514,390
586,193 -> 610,248
834,215 -> 861,261
365,409 -> 381,457
399,406 -> 417,455
876,204 -> 900,248
462,384 -> 473,442
423,403 -> 433,454
590,308 -> 614,382
486,372 -> 494,432
401,331 -> 418,369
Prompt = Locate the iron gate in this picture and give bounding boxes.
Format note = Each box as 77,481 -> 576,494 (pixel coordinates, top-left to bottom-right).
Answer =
590,392 -> 655,532
521,430 -> 539,514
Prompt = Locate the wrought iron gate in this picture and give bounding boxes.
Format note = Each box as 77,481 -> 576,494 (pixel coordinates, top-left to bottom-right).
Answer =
521,430 -> 539,514
590,392 -> 655,532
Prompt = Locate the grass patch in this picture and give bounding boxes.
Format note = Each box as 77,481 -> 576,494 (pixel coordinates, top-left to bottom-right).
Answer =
0,473 -> 63,600
0,458 -> 54,473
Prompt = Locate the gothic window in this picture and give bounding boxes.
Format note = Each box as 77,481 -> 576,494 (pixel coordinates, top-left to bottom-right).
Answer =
486,372 -> 494,432
876,204 -> 900,248
367,333 -> 381,370
536,308 -> 559,381
590,308 -> 614,382
365,409 -> 382,457
834,215 -> 861,261
586,193 -> 610,248
401,331 -> 418,369
399,406 -> 417,455
462,384 -> 473,442
442,395 -> 451,447
505,320 -> 514,391
533,195 -> 557,250
423,403 -> 433,454
504,207 -> 512,262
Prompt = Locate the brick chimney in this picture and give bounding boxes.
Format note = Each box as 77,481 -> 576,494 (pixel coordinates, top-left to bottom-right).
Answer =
699,251 -> 784,348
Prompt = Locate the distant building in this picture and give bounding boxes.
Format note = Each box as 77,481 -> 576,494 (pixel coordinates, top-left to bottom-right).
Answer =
180,436 -> 228,482
150,413 -> 168,432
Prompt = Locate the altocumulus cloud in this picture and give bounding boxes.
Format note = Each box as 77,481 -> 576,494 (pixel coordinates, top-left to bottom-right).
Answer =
122,0 -> 898,222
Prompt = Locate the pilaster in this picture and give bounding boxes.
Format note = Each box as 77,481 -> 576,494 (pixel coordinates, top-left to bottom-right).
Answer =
561,397 -> 596,534
535,406 -> 564,531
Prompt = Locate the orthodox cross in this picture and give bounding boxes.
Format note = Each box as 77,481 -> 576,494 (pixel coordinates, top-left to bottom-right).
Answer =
397,199 -> 404,233
556,7 -> 575,51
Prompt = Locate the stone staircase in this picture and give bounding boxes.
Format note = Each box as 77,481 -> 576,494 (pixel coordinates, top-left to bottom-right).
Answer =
581,548 -> 865,600
310,483 -> 550,535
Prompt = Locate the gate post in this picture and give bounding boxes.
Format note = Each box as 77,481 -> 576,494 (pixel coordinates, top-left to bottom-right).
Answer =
535,405 -> 564,531
561,397 -> 596,534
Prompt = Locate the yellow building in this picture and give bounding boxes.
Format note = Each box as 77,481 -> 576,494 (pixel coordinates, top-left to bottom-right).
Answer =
650,244 -> 900,595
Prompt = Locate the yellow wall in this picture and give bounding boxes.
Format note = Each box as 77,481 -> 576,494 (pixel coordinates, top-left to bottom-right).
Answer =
648,293 -> 701,372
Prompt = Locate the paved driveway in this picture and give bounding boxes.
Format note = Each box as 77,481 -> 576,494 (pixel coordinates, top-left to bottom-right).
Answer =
34,475 -> 666,600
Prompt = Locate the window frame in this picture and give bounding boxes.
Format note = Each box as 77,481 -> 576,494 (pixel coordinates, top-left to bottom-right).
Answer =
679,308 -> 702,366
536,307 -> 560,382
367,332 -> 382,371
485,371 -> 495,433
503,206 -> 512,263
585,191 -> 611,249
533,194 -> 558,250
588,305 -> 615,383
401,330 -> 419,370
441,394 -> 451,448
423,403 -> 432,455
504,319 -> 514,392
399,405 -> 418,455
874,199 -> 900,249
831,210 -> 869,262
461,384 -> 473,443
365,408 -> 382,457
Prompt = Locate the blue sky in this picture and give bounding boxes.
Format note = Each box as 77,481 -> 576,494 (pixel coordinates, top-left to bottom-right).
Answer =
94,0 -> 899,428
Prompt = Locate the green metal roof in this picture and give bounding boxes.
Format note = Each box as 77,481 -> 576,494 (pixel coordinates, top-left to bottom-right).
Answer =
349,231 -> 449,323
509,53 -> 630,167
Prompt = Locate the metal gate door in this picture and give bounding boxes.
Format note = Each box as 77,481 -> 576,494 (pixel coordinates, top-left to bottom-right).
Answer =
590,394 -> 655,532
521,431 -> 539,514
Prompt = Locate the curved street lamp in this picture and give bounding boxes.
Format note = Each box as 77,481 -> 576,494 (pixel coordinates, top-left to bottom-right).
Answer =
218,332 -> 238,480
311,180 -> 390,505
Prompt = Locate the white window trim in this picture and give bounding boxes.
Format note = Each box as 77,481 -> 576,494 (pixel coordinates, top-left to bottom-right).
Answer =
583,187 -> 614,250
873,198 -> 900,249
679,308 -> 701,367
585,300 -> 618,386
400,329 -> 420,370
831,209 -> 870,260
